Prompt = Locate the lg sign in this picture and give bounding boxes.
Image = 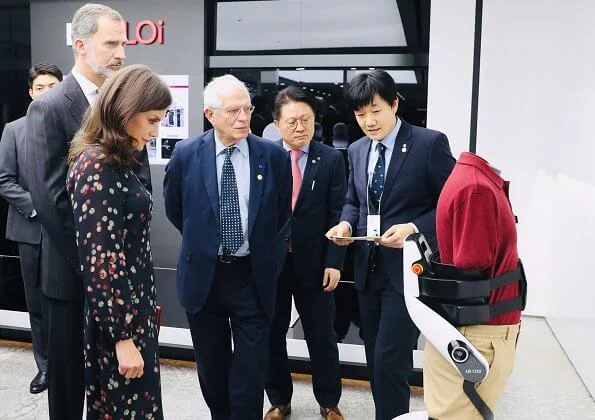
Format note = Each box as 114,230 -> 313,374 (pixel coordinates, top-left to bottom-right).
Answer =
66,19 -> 164,46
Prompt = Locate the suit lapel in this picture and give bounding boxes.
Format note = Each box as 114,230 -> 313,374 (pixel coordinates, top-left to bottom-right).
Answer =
248,135 -> 266,237
199,131 -> 220,225
63,74 -> 89,126
381,121 -> 413,211
295,141 -> 324,208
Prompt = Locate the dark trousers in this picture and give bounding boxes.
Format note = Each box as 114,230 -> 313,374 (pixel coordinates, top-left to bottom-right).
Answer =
265,254 -> 342,408
186,258 -> 270,420
41,294 -> 84,419
17,242 -> 47,372
358,249 -> 418,420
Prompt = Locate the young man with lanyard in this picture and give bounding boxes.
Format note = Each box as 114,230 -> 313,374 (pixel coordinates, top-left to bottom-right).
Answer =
327,70 -> 455,419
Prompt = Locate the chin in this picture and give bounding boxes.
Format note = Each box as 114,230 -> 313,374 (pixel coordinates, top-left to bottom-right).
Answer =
235,130 -> 249,139
367,132 -> 383,141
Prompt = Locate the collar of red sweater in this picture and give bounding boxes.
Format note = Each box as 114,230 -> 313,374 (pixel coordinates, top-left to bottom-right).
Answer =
457,152 -> 505,189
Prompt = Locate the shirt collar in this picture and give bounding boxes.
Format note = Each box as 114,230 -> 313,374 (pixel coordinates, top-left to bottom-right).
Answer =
281,141 -> 310,155
71,67 -> 99,97
457,152 -> 505,188
370,118 -> 401,152
214,132 -> 249,158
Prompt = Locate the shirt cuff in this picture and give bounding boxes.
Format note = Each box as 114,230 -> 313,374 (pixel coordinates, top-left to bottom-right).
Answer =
409,222 -> 419,233
29,209 -> 37,219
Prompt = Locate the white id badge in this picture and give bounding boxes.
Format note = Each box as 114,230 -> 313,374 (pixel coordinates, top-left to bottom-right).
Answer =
367,215 -> 381,237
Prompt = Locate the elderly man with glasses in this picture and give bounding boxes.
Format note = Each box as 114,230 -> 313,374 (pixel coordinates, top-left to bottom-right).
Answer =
164,74 -> 292,420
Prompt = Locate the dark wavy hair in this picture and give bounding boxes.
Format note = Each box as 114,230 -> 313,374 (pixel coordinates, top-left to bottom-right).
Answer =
68,64 -> 172,168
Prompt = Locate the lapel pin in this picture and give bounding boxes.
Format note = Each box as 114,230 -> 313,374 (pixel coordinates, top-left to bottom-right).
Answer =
257,174 -> 263,181
311,159 -> 316,164
401,144 -> 407,153
317,156 -> 321,160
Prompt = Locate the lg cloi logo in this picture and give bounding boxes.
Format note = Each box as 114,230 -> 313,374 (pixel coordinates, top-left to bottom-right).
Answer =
66,19 -> 165,46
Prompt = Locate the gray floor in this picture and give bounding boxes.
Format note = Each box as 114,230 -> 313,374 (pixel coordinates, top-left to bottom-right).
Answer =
0,317 -> 593,419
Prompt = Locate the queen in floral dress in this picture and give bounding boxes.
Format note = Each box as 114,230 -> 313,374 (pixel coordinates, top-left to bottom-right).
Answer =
67,65 -> 171,419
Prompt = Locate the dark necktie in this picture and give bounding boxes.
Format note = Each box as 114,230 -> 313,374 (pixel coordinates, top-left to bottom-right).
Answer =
368,143 -> 386,272
369,143 -> 386,213
220,146 -> 243,255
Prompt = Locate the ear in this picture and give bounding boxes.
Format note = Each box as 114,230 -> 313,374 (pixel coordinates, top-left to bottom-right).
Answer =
28,88 -> 34,100
391,98 -> 399,114
204,108 -> 214,124
74,38 -> 87,56
274,120 -> 279,127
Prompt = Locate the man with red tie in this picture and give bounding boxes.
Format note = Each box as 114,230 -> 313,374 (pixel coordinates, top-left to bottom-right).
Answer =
264,87 -> 346,420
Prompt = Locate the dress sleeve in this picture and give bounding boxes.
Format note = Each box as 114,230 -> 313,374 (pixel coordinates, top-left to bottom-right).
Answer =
70,154 -> 134,343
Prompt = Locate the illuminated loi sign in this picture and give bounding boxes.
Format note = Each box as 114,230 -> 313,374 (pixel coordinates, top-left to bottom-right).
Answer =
66,20 -> 165,46
125,20 -> 164,45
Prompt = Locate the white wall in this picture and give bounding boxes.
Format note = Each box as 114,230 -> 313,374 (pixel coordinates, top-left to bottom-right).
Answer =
428,0 -> 595,396
427,0 -> 476,157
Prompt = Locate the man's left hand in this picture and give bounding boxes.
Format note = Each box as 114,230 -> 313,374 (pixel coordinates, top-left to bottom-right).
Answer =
322,268 -> 341,292
379,223 -> 415,248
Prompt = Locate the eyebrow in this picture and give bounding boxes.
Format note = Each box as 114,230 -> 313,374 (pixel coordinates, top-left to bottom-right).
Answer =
105,38 -> 124,45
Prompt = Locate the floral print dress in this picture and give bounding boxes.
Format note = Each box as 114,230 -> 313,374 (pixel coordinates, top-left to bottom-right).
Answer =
67,147 -> 162,419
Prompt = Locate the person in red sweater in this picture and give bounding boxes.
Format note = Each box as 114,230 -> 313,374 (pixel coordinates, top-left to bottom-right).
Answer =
425,151 -> 523,419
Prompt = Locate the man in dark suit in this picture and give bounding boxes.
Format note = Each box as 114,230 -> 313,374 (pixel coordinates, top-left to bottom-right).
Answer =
327,70 -> 456,420
24,4 -> 150,418
263,87 -> 346,420
163,74 -> 291,420
0,62 -> 63,394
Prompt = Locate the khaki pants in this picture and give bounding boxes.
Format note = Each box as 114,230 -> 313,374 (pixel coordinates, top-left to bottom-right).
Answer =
423,323 -> 520,420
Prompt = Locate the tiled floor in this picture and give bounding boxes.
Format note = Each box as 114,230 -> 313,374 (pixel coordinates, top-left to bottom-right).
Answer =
0,316 -> 593,419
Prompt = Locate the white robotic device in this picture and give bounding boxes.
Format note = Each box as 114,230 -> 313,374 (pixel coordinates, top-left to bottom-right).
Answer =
393,233 -> 494,420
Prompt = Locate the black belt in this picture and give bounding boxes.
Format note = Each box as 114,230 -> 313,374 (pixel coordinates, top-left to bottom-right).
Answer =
218,254 -> 250,264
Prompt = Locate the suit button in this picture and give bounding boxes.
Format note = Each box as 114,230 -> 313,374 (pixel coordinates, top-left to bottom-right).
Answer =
285,236 -> 290,241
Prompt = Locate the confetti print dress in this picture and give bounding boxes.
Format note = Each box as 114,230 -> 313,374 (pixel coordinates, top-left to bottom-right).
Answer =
67,148 -> 163,419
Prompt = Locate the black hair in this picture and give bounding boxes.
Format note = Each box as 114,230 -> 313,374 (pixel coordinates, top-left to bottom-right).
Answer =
344,69 -> 398,111
273,86 -> 317,120
28,62 -> 63,88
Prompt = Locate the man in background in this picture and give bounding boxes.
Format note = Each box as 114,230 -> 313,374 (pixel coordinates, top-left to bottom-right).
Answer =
0,62 -> 63,395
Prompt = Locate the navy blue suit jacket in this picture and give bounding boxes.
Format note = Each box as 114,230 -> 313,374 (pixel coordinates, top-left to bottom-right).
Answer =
163,130 -> 291,317
277,140 -> 347,286
341,120 -> 455,292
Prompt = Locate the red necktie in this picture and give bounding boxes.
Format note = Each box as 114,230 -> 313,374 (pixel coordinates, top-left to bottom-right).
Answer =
291,149 -> 303,210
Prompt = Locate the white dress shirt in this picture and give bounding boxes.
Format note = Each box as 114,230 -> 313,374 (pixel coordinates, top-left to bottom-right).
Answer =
71,67 -> 99,106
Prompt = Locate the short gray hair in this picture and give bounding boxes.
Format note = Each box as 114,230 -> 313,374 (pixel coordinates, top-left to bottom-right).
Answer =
203,75 -> 249,111
71,3 -> 123,52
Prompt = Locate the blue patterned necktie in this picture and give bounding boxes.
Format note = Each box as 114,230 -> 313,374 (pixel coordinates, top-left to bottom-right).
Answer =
368,143 -> 386,272
369,143 -> 386,212
220,146 -> 243,255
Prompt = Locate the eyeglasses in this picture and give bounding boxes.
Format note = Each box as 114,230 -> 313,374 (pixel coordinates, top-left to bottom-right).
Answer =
213,105 -> 255,118
282,116 -> 314,131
